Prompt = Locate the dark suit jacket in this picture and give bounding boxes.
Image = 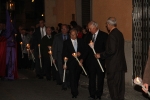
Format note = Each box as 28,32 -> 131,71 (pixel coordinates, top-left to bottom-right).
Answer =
84,30 -> 108,67
40,35 -> 54,58
101,28 -> 127,73
62,38 -> 84,69
31,27 -> 43,56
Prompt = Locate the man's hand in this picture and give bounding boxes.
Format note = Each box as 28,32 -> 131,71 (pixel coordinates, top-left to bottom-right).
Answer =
53,59 -> 55,64
79,59 -> 83,67
142,83 -> 149,93
95,53 -> 100,59
77,52 -> 81,57
63,64 -> 67,70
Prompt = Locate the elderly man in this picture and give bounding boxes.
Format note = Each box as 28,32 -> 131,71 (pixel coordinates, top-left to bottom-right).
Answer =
40,27 -> 54,80
95,17 -> 127,100
52,24 -> 69,87
84,21 -> 108,100
62,28 -> 84,98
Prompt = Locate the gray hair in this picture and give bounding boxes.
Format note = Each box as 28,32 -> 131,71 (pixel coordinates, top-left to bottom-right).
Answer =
107,17 -> 117,26
89,21 -> 98,28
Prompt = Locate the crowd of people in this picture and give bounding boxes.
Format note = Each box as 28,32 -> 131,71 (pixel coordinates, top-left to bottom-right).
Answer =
0,17 -> 149,100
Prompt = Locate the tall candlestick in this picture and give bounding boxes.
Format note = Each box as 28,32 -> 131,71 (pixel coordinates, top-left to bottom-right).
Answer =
63,57 -> 68,82
89,41 -> 104,72
20,42 -> 24,58
48,51 -> 58,71
72,53 -> 87,75
30,50 -> 35,62
38,44 -> 42,68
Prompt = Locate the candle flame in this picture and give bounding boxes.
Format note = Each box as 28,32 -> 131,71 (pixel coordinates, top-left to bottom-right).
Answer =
90,40 -> 93,43
26,44 -> 30,48
48,51 -> 52,54
38,44 -> 40,46
20,42 -> 23,44
15,34 -> 17,37
64,57 -> 68,61
136,77 -> 141,84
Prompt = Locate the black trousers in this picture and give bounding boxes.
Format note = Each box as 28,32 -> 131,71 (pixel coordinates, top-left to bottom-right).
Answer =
88,60 -> 105,98
69,60 -> 82,96
107,71 -> 125,100
43,57 -> 51,79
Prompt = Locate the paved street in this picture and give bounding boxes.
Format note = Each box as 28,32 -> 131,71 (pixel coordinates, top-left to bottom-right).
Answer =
0,69 -> 149,100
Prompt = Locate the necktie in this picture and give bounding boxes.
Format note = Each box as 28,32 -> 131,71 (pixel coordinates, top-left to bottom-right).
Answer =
64,35 -> 67,41
92,34 -> 95,42
73,40 -> 77,52
41,28 -> 44,38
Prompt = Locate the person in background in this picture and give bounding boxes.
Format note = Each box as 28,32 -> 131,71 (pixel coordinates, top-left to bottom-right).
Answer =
51,26 -> 57,36
70,21 -> 83,38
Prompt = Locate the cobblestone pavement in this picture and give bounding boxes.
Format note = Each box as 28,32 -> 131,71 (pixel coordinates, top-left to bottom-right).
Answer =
79,75 -> 150,100
0,69 -> 149,100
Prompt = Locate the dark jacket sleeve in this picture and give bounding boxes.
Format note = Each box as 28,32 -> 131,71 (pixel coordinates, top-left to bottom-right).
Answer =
101,34 -> 117,59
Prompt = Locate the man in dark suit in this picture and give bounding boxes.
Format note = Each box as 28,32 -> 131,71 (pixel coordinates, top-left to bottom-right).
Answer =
85,21 -> 108,100
40,27 -> 54,80
52,24 -> 69,85
95,17 -> 127,100
62,28 -> 84,98
31,19 -> 46,79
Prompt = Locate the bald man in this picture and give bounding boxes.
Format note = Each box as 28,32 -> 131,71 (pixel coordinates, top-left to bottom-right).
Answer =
95,17 -> 127,100
84,21 -> 108,100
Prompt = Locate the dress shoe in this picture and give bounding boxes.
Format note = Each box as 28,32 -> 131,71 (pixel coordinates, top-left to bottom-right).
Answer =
88,96 -> 95,100
72,95 -> 77,98
38,76 -> 43,79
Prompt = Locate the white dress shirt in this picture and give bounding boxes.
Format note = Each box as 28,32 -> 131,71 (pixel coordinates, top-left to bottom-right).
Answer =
92,30 -> 99,42
40,26 -> 46,38
71,39 -> 77,52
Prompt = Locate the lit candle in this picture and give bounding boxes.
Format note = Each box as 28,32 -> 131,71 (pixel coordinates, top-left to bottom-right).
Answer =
134,77 -> 150,96
63,57 -> 68,82
20,42 -> 24,58
48,50 -> 58,71
38,44 -> 42,68
88,40 -> 104,72
26,44 -> 30,49
72,53 -> 87,75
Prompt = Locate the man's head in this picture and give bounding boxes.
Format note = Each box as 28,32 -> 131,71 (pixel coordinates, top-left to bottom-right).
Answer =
39,19 -> 45,28
61,24 -> 69,35
106,17 -> 117,31
88,21 -> 98,34
70,28 -> 78,40
46,27 -> 52,36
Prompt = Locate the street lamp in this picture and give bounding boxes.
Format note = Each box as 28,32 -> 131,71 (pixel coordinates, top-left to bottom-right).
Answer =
6,0 -> 15,22
6,0 -> 15,11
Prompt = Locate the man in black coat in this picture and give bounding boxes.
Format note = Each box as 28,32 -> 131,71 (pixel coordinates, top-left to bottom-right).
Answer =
62,28 -> 84,98
40,27 -> 54,80
84,21 -> 108,100
52,24 -> 69,85
31,19 -> 46,79
95,17 -> 127,100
